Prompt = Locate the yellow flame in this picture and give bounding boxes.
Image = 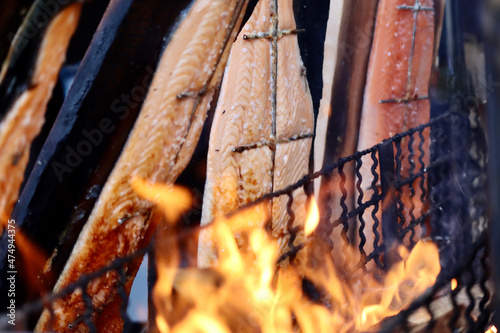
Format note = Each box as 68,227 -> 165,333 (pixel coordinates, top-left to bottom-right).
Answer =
221,203 -> 268,234
172,312 -> 231,333
131,176 -> 192,223
139,181 -> 442,333
156,315 -> 170,333
451,278 -> 458,290
304,197 -> 320,237
358,241 -> 440,330
486,325 -> 498,333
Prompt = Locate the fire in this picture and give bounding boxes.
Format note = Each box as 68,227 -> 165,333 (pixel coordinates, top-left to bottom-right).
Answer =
486,326 -> 498,333
356,241 -> 440,330
304,196 -> 320,237
131,176 -> 192,223
451,278 -> 458,290
16,230 -> 51,296
134,183 -> 442,332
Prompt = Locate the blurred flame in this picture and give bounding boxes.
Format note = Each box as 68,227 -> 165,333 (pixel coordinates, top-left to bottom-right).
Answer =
131,176 -> 192,223
304,197 -> 319,237
172,312 -> 231,333
451,278 -> 458,290
16,230 -> 52,295
156,314 -> 170,333
357,241 -> 440,330
486,325 -> 498,333
134,182 -> 441,333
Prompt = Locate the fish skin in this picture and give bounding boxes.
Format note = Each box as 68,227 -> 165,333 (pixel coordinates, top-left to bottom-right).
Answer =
0,3 -> 81,228
35,0 -> 248,331
198,0 -> 314,268
357,0 -> 434,255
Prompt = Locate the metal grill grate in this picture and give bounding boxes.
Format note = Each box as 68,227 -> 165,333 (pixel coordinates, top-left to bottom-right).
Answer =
0,105 -> 491,332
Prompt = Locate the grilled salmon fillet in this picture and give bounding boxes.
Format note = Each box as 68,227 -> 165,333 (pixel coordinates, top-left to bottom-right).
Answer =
357,0 -> 435,253
198,0 -> 314,268
36,0 -> 248,331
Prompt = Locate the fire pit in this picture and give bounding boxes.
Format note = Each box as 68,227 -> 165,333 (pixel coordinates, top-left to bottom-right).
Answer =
0,0 -> 497,332
0,87 -> 493,333
0,98 -> 492,333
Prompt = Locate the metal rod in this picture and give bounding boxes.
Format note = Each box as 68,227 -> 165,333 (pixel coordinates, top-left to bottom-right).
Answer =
231,133 -> 313,153
378,139 -> 400,269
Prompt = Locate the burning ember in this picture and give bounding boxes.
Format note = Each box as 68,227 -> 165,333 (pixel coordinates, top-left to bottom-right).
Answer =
133,181 -> 441,332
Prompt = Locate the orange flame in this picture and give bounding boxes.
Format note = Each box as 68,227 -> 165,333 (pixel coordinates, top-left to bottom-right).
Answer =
451,278 -> 458,290
134,183 -> 441,333
172,311 -> 231,333
14,230 -> 52,297
131,176 -> 192,223
357,241 -> 440,329
486,325 -> 498,333
304,197 -> 319,237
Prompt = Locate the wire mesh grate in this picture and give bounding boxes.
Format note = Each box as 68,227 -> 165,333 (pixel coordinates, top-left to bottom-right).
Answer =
0,106 -> 491,332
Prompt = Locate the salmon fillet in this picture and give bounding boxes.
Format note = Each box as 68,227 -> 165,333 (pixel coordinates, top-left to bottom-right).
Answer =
35,0 -> 248,331
198,0 -> 314,268
357,0 -> 435,255
0,3 -> 81,228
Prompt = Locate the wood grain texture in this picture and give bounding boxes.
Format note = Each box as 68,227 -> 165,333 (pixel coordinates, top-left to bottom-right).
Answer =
313,0 -> 347,191
311,0 -> 378,266
198,0 -> 314,268
36,0 -> 248,331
